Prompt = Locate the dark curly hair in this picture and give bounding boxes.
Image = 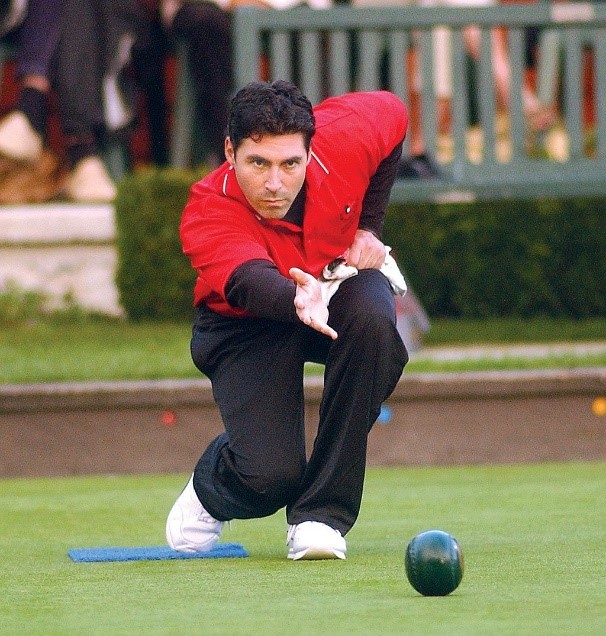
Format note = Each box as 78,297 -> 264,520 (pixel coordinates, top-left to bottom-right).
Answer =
227,80 -> 315,153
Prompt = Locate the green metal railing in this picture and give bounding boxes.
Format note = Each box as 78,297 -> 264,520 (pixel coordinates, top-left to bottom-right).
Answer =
232,4 -> 606,201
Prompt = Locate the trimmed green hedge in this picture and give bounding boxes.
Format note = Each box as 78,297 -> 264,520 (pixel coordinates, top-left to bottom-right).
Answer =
384,197 -> 606,318
115,169 -> 606,320
114,168 -> 205,321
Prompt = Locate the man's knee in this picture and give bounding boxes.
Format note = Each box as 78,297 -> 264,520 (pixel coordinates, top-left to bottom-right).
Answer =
349,304 -> 399,342
336,304 -> 409,379
244,464 -> 304,510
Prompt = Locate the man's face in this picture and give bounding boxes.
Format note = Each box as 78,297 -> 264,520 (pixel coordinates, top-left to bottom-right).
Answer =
225,133 -> 311,220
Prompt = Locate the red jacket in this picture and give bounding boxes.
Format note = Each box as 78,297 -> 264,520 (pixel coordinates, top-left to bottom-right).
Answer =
180,90 -> 408,316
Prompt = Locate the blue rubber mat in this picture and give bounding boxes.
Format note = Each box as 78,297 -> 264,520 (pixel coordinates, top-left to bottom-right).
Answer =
68,543 -> 248,562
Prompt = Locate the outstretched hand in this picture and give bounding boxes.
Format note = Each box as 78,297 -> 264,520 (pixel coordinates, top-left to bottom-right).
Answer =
289,267 -> 338,340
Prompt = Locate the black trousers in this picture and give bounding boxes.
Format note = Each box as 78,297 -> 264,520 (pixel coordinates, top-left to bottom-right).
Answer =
53,0 -> 148,139
190,269 -> 409,536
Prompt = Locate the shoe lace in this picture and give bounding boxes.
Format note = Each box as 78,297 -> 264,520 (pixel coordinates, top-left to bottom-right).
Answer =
197,510 -> 229,531
198,510 -> 218,524
286,524 -> 297,544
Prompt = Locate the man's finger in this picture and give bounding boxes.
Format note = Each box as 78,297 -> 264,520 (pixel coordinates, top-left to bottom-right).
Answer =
310,318 -> 338,340
289,267 -> 310,285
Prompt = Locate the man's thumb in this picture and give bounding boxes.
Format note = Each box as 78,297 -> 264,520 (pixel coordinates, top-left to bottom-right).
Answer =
289,267 -> 308,285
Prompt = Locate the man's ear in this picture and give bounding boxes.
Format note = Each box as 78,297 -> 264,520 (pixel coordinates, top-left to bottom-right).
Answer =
225,137 -> 235,167
306,145 -> 312,165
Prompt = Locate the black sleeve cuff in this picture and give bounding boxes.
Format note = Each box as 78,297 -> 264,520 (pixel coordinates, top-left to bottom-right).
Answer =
225,259 -> 298,322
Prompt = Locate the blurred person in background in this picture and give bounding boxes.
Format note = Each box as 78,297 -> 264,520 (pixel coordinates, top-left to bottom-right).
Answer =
159,0 -> 331,168
0,0 -> 151,201
351,0 -> 554,178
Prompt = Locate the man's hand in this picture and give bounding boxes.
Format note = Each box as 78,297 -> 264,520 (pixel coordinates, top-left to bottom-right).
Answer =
289,267 -> 338,340
343,229 -> 386,269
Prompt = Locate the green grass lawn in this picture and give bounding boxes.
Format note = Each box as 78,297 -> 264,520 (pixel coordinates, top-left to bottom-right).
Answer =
1,463 -> 605,635
1,316 -> 605,384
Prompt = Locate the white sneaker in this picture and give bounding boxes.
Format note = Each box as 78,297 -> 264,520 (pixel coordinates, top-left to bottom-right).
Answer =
0,111 -> 43,162
64,156 -> 117,202
166,474 -> 225,553
287,521 -> 347,560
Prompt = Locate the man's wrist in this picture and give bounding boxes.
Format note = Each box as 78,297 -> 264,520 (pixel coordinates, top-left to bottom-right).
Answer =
357,227 -> 381,240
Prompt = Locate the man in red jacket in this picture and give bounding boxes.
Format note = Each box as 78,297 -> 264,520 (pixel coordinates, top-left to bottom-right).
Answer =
167,80 -> 409,560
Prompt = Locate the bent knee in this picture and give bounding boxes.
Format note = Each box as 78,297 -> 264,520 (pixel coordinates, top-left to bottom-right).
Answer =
350,308 -> 400,343
244,466 -> 303,509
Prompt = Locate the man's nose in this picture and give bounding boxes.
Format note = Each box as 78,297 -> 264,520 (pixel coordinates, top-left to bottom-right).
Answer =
265,168 -> 282,192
